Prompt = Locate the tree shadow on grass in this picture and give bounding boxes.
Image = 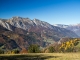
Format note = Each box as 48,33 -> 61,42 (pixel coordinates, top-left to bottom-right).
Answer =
0,54 -> 60,60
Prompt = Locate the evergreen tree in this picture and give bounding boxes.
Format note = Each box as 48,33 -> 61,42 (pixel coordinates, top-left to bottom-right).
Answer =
28,44 -> 40,53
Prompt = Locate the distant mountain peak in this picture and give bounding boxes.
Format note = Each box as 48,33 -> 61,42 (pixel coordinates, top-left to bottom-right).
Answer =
12,16 -> 22,19
10,16 -> 23,20
53,24 -> 80,36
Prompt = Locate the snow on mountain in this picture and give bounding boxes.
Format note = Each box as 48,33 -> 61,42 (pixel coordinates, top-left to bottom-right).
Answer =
53,24 -> 80,36
0,20 -> 12,31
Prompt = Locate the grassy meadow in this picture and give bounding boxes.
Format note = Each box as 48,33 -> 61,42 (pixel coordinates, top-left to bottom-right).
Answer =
0,53 -> 80,60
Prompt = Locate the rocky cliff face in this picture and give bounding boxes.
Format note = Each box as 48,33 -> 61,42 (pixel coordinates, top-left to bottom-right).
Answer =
6,17 -> 54,30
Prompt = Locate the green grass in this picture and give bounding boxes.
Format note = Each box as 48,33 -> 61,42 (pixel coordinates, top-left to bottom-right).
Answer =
0,53 -> 80,60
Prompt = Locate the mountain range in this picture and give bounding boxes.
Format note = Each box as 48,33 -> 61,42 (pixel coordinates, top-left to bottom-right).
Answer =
53,24 -> 80,36
0,16 -> 79,50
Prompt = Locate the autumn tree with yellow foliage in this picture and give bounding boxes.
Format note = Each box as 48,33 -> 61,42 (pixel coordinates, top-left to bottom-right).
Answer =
59,38 -> 79,52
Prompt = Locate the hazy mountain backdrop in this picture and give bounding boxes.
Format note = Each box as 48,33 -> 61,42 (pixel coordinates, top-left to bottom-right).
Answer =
53,24 -> 80,36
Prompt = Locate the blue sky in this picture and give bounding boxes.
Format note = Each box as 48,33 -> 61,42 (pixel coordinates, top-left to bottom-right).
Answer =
0,0 -> 80,25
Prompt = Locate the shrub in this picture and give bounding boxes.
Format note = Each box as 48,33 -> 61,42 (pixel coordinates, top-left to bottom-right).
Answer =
28,44 -> 40,53
48,46 -> 55,53
0,49 -> 4,54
